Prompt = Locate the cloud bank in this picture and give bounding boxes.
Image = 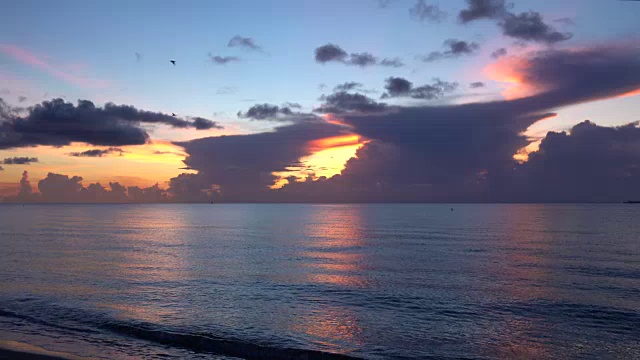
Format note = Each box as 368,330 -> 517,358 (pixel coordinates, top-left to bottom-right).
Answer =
3,43 -> 640,203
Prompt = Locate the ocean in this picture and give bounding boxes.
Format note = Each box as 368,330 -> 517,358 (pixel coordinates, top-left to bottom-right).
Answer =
0,204 -> 639,359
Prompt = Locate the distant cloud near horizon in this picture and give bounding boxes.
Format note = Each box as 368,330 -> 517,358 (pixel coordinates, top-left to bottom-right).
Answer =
314,44 -> 404,68
3,172 -> 172,203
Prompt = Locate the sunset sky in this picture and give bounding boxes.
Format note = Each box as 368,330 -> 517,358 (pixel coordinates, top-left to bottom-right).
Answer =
1,0 -> 640,202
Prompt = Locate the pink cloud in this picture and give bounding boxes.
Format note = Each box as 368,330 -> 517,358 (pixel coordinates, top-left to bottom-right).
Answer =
0,44 -> 110,89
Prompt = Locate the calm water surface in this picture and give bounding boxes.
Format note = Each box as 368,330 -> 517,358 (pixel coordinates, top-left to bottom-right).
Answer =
0,204 -> 639,359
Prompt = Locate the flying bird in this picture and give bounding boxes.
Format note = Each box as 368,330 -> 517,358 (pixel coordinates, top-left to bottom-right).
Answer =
171,113 -> 176,116
170,60 -> 176,65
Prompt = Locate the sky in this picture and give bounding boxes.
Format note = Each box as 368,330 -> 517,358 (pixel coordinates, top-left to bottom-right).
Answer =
1,0 -> 640,202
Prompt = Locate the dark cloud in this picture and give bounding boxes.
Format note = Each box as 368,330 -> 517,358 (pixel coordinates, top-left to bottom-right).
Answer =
0,98 -> 218,150
348,52 -> 377,67
458,0 -> 508,23
168,173 -> 215,202
18,170 -> 33,197
274,44 -> 640,202
208,53 -> 241,64
422,39 -> 480,62
18,96 -> 27,103
500,11 -> 572,44
380,58 -> 405,67
511,121 -> 640,202
238,103 -> 298,121
314,92 -> 388,115
68,147 -> 124,157
470,81 -> 485,88
192,117 -> 223,130
412,80 -> 458,99
38,173 -> 85,202
2,157 -> 38,165
458,1 -> 572,44
314,44 -> 403,67
309,45 -> 640,201
334,82 -> 363,92
491,47 -> 508,59
314,44 -> 348,63
176,119 -> 350,201
382,77 -> 458,99
127,184 -> 168,203
409,0 -> 447,23
383,77 -> 412,97
228,35 -> 262,51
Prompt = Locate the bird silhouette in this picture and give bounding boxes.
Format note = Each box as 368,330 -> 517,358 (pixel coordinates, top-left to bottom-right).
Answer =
170,60 -> 176,65
171,113 -> 176,116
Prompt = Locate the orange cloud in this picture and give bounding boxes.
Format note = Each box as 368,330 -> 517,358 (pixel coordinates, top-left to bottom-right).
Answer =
308,134 -> 360,152
0,44 -> 110,89
513,113 -> 557,162
618,88 -> 640,99
483,56 -> 537,100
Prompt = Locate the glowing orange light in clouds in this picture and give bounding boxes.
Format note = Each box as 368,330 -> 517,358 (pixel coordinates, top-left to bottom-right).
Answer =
271,134 -> 365,188
618,88 -> 640,99
483,56 -> 538,100
308,134 -> 360,151
513,113 -> 557,163
322,113 -> 348,126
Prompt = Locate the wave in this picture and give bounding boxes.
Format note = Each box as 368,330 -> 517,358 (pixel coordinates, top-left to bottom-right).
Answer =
0,304 -> 363,360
